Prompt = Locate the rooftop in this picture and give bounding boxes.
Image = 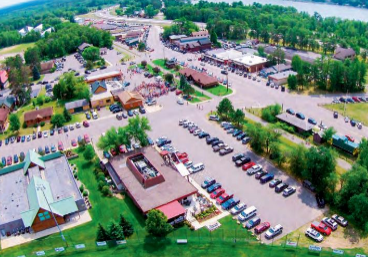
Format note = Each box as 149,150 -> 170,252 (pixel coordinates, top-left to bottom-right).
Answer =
269,70 -> 297,80
65,99 -> 89,110
24,107 -> 53,122
231,54 -> 267,66
215,49 -> 243,61
109,147 -> 197,213
85,71 -> 122,83
169,35 -> 187,40
277,113 -> 314,132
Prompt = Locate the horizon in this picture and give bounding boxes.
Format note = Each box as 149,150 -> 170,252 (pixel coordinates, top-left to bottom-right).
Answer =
0,0 -> 33,9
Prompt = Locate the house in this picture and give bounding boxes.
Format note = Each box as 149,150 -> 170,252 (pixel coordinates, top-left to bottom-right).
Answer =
117,91 -> 144,110
334,47 -> 356,61
91,81 -> 107,94
268,70 -> 297,85
65,99 -> 90,114
18,26 -> 34,37
0,70 -> 9,89
90,82 -> 115,108
313,131 -> 325,144
41,27 -> 54,38
179,68 -> 218,88
40,61 -> 55,74
191,30 -> 209,38
24,107 -> 53,126
0,108 -> 9,132
0,95 -> 16,111
34,24 -> 43,32
169,35 -> 187,43
77,43 -> 92,53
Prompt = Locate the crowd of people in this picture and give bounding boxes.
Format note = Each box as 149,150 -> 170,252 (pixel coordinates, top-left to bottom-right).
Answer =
133,81 -> 169,99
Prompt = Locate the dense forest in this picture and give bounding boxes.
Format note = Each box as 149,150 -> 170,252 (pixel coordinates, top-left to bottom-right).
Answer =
115,0 -> 162,17
163,0 -> 368,53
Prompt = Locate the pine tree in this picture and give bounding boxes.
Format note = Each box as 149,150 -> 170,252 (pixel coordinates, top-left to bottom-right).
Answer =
32,66 -> 40,81
108,221 -> 125,240
119,214 -> 134,238
63,107 -> 72,122
96,223 -> 110,241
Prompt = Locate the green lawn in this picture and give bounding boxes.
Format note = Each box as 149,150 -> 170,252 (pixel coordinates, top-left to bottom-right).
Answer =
138,64 -> 164,77
205,85 -> 233,96
324,103 -> 368,125
0,42 -> 35,55
189,90 -> 211,103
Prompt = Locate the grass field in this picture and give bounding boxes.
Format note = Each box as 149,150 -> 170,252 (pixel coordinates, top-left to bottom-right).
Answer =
0,43 -> 35,55
152,59 -> 172,71
324,103 -> 368,125
205,85 -> 233,96
189,90 -> 211,103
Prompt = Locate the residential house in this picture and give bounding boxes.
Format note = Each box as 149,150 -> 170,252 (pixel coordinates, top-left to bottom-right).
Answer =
65,99 -> 90,114
18,26 -> 34,37
40,61 -> 55,74
0,96 -> 16,111
179,68 -> 218,88
0,70 -> 9,89
191,30 -> 209,38
334,47 -> 356,61
24,107 -> 53,126
117,91 -> 144,110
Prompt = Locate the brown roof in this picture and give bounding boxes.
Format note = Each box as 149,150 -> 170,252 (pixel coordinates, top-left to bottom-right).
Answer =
0,108 -> 9,122
191,30 -> 209,37
179,68 -> 218,87
24,107 -> 53,122
126,30 -> 142,38
118,91 -> 144,104
334,47 -> 356,60
40,61 -> 54,72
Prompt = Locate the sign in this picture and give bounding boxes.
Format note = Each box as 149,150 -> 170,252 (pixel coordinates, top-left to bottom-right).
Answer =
96,241 -> 107,246
116,240 -> 127,245
55,247 -> 65,252
35,251 -> 45,256
333,249 -> 344,255
356,254 -> 367,257
286,241 -> 297,247
309,245 -> 322,252
75,244 -> 86,249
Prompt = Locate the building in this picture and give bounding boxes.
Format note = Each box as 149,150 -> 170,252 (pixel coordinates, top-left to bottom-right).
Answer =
65,99 -> 90,114
0,70 -> 9,89
74,17 -> 85,24
0,96 -> 16,111
24,107 -> 53,127
165,59 -> 176,69
206,49 -> 243,65
126,30 -> 142,40
268,70 -> 297,85
126,38 -> 140,46
41,27 -> 54,38
77,43 -> 92,53
85,71 -> 122,84
0,108 -> 9,132
105,147 -> 197,223
169,35 -> 187,43
0,151 -> 85,236
92,23 -> 117,31
91,81 -> 107,94
34,24 -> 43,32
90,82 -> 115,108
260,64 -> 292,78
334,47 -> 356,61
191,30 -> 209,38
179,68 -> 218,88
18,26 -> 34,37
117,91 -> 144,110
40,61 -> 55,74
276,113 -> 314,133
231,54 -> 268,73
176,36 -> 211,52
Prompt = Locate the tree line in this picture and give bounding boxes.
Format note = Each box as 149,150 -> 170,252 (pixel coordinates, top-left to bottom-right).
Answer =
163,0 -> 368,53
116,0 -> 161,18
96,214 -> 134,242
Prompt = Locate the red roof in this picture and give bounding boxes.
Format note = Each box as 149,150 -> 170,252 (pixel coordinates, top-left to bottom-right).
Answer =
0,70 -> 8,84
156,201 -> 186,220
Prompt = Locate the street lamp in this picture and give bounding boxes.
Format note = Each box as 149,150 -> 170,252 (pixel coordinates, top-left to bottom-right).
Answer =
36,185 -> 68,246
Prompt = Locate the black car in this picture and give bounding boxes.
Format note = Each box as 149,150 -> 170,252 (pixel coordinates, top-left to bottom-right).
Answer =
63,126 -> 68,132
38,131 -> 42,138
139,106 -> 146,114
157,138 -> 172,147
221,70 -> 228,75
275,183 -> 289,193
50,129 -> 54,136
109,104 -> 118,111
211,139 -> 223,147
333,111 -> 338,118
232,153 -> 245,162
112,107 -> 123,113
303,180 -> 316,192
233,130 -> 242,137
235,156 -> 251,167
198,132 -> 209,138
316,194 -> 325,208
122,112 -> 127,119
206,137 -> 218,145
127,110 -> 133,117
339,97 -> 346,103
237,133 -> 247,140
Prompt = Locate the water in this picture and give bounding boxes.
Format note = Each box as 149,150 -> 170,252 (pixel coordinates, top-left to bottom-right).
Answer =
206,0 -> 368,21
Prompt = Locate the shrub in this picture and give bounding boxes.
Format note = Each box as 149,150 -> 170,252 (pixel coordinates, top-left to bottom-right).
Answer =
83,191 -> 89,197
74,173 -> 78,179
98,180 -> 105,190
79,185 -> 84,193
22,122 -> 27,129
45,96 -> 51,103
40,121 -> 45,127
33,124 -> 38,128
101,185 -> 111,196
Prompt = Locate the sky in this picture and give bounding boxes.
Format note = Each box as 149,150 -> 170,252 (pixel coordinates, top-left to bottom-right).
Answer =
0,0 -> 33,9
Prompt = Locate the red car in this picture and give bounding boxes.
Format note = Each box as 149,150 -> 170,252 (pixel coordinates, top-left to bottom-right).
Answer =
254,222 -> 270,234
311,221 -> 332,236
71,139 -> 77,147
352,96 -> 360,102
345,135 -> 354,142
84,134 -> 90,143
210,188 -> 225,199
242,161 -> 256,171
180,157 -> 189,164
58,141 -> 64,151
176,89 -> 183,95
83,121 -> 89,127
119,145 -> 127,153
216,193 -> 233,205
6,156 -> 12,165
110,148 -> 118,156
177,152 -> 188,159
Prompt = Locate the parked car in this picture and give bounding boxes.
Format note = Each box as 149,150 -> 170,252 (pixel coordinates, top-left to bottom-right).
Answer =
242,137 -> 251,144
83,121 -> 89,127
247,164 -> 262,175
209,115 -> 220,121
210,188 -> 225,199
286,108 -> 295,115
265,224 -> 283,239
332,214 -> 348,227
6,156 -> 12,165
255,170 -> 267,179
255,222 -> 271,234
311,221 -> 331,236
305,228 -> 324,242
71,139 -> 77,147
221,197 -> 240,210
188,163 -> 205,174
283,186 -> 296,197
245,217 -> 261,229
139,106 -> 146,114
2,156 -> 6,166
260,174 -> 274,184
213,143 -> 227,152
13,154 -> 19,163
58,141 -> 64,151
296,112 -> 305,120
269,179 -> 282,188
207,183 -> 222,193
51,144 -> 56,152
275,183 -> 288,193
235,156 -> 251,167
230,202 -> 247,215
316,194 -> 325,208
242,161 -> 256,171
201,177 -> 216,189
216,193 -> 233,205
321,217 -> 338,231
303,180 -> 316,192
238,206 -> 257,222
219,146 -> 234,156
308,118 -> 317,125
232,153 -> 245,162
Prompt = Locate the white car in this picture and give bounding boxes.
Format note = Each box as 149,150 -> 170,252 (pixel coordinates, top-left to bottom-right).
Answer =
247,164 -> 263,175
193,129 -> 202,136
230,202 -> 247,215
43,131 -> 48,138
305,228 -> 324,242
322,217 -> 338,231
75,122 -> 81,128
265,224 -> 283,239
188,163 -> 205,174
26,135 -> 32,142
177,98 -> 184,105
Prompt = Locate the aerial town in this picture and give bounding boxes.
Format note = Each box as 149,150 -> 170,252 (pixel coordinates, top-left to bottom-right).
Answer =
0,0 -> 368,256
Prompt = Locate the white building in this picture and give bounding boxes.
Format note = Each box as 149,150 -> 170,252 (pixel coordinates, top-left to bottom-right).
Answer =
18,26 -> 34,37
268,70 -> 297,85
34,24 -> 43,32
231,54 -> 268,73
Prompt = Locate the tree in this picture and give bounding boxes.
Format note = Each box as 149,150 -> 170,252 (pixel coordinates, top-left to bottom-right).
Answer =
83,46 -> 100,62
164,73 -> 174,84
289,145 -> 307,178
9,114 -> 20,132
108,221 -> 125,240
32,66 -> 40,81
153,67 -> 160,74
322,127 -> 336,142
145,5 -> 157,18
291,55 -> 303,73
287,74 -> 297,90
127,116 -> 151,146
63,107 -> 72,122
210,30 -> 218,45
348,193 -> 368,230
86,60 -> 94,70
247,123 -> 266,153
51,114 -> 66,128
179,75 -> 187,89
216,98 -> 234,120
138,42 -> 146,52
231,109 -> 245,127
358,138 -> 368,170
119,214 -> 134,238
145,209 -> 173,237
257,46 -> 266,57
24,46 -> 41,69
141,60 -> 147,68
96,223 -> 110,241
83,145 -> 95,161
272,47 -> 285,66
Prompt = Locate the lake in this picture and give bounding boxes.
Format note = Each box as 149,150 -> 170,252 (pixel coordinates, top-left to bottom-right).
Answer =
206,0 -> 368,21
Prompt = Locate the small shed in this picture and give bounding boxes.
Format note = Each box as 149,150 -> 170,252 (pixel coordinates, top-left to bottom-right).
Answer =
65,99 -> 90,114
117,91 -> 144,110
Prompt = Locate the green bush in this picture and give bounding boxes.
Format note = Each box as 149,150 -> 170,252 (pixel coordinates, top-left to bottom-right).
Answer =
83,191 -> 89,197
79,185 -> 84,193
261,104 -> 282,123
101,185 -> 111,196
45,96 -> 51,103
98,180 -> 105,190
40,121 -> 45,127
22,122 -> 27,129
33,124 -> 38,128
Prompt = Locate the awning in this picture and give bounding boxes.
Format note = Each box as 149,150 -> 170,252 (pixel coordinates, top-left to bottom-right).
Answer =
156,201 -> 186,220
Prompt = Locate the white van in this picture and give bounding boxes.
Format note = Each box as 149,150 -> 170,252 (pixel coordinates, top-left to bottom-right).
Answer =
237,206 -> 257,222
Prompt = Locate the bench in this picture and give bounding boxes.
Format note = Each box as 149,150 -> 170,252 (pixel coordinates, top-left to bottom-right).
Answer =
177,239 -> 188,244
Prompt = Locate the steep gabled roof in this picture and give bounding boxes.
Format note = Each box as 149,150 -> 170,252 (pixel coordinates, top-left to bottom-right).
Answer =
91,81 -> 107,94
23,150 -> 45,174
